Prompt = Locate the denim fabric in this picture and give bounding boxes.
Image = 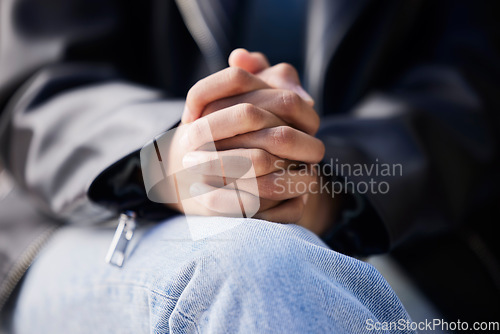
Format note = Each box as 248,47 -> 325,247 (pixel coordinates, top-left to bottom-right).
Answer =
12,216 -> 414,333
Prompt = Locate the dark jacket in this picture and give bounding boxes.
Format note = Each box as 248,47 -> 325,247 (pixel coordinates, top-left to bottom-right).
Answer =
1,0 -> 499,315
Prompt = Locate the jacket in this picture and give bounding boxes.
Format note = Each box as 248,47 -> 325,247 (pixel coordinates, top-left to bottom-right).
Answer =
1,0 -> 499,314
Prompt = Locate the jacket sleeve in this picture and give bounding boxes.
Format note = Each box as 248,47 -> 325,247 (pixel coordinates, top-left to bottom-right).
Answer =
320,0 -> 500,255
0,65 -> 184,223
0,0 -> 184,222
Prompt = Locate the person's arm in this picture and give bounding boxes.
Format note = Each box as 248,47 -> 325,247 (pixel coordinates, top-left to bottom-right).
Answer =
0,65 -> 185,222
0,0 -> 186,222
316,0 -> 500,255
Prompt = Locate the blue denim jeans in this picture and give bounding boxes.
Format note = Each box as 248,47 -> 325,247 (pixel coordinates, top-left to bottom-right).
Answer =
12,216 -> 414,333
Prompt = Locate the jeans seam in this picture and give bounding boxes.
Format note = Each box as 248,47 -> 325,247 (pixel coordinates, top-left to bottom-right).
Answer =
148,288 -> 179,302
176,309 -> 200,334
149,290 -> 200,334
96,281 -> 180,302
103,284 -> 199,332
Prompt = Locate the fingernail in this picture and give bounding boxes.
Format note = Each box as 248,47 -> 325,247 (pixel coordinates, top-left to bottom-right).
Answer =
182,152 -> 200,169
294,86 -> 315,106
234,48 -> 248,55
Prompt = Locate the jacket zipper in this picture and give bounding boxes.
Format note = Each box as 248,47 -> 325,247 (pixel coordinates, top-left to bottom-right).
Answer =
103,0 -> 223,268
0,209 -> 138,313
0,225 -> 60,312
105,211 -> 137,267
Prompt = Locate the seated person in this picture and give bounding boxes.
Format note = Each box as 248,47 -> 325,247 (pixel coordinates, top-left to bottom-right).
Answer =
1,0 -> 499,332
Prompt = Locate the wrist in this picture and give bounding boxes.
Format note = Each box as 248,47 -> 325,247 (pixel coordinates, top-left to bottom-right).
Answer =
297,175 -> 341,236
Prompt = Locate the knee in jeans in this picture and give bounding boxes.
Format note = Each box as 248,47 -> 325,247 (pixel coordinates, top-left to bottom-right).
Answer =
200,220 -> 320,280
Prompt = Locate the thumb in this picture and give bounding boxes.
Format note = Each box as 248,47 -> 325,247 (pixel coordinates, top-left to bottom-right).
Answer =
229,49 -> 314,106
258,64 -> 315,106
228,48 -> 270,74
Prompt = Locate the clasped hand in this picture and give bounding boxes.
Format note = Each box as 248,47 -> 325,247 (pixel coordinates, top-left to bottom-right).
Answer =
162,49 -> 336,235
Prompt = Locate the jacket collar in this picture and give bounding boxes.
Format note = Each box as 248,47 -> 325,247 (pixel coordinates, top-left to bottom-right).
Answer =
304,0 -> 370,113
175,0 -> 231,72
176,0 -> 371,112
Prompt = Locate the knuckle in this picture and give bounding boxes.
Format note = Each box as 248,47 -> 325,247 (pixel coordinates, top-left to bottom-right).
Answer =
227,67 -> 251,87
248,105 -> 265,125
272,126 -> 295,149
274,62 -> 298,77
239,103 -> 256,119
234,103 -> 259,126
254,52 -> 268,62
239,103 -> 265,128
280,90 -> 301,113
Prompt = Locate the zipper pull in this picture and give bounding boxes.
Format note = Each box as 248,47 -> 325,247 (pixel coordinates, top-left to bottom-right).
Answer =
105,211 -> 137,267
